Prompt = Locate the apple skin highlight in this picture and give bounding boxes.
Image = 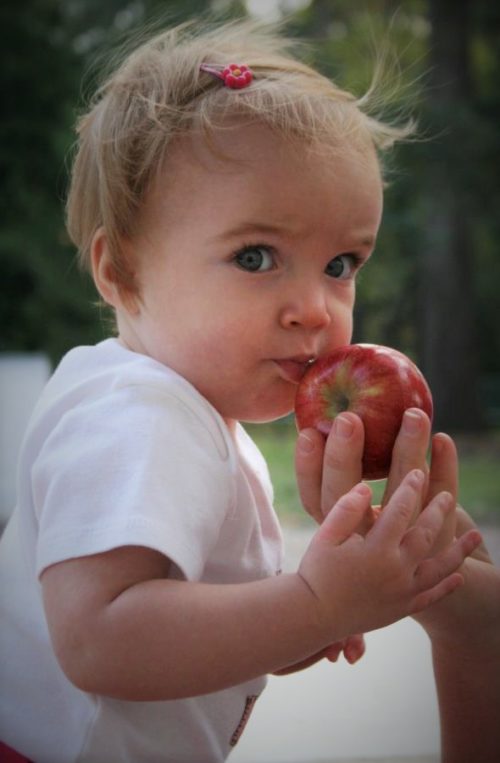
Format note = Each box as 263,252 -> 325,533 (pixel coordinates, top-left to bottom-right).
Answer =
295,344 -> 433,480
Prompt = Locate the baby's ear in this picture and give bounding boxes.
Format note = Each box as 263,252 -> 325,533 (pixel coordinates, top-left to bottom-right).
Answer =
90,228 -> 139,314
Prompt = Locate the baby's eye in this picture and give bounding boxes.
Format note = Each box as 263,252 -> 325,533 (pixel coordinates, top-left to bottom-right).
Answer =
325,254 -> 361,280
234,245 -> 275,273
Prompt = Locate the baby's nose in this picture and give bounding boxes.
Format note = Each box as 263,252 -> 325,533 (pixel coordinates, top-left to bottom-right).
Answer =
279,288 -> 332,330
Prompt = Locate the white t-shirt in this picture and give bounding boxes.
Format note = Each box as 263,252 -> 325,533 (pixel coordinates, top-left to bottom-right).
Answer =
0,339 -> 283,763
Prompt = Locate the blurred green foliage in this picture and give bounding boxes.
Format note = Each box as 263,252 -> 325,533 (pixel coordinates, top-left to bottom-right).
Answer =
1,0 -> 499,430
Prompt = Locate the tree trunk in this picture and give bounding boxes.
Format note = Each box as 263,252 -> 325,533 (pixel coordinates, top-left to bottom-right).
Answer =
419,0 -> 483,431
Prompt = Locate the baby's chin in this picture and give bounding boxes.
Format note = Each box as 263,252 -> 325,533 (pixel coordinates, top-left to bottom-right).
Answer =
239,404 -> 295,426
219,385 -> 296,426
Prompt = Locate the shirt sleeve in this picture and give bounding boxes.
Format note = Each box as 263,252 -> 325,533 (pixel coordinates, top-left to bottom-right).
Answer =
32,383 -> 235,581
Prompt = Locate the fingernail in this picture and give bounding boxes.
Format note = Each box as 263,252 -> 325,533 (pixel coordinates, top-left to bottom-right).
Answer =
403,409 -> 422,436
345,648 -> 360,665
438,491 -> 453,510
432,433 -> 450,456
408,469 -> 424,488
334,414 -> 354,439
298,431 -> 315,454
353,482 -> 371,496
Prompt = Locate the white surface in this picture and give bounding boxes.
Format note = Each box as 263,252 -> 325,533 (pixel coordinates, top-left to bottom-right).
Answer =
231,620 -> 439,762
0,354 -> 51,522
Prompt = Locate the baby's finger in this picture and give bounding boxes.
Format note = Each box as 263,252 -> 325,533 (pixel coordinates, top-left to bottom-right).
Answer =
382,409 -> 431,509
343,634 -> 366,664
295,428 -> 327,524
414,528 -> 483,592
411,572 -> 464,614
401,491 -> 454,562
370,469 -> 425,544
324,641 -> 345,663
321,413 -> 364,516
317,483 -> 372,545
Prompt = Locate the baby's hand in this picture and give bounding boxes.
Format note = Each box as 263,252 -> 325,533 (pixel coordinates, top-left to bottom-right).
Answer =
297,470 -> 482,643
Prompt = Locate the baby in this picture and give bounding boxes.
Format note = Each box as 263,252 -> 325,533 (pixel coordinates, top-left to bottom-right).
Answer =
0,20 -> 497,763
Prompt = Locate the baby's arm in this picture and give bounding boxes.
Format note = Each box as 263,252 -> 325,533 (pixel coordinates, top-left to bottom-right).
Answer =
41,471 -> 478,702
42,543 -> 321,700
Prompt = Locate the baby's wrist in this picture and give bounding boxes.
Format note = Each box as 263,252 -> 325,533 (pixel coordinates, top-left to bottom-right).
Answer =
291,570 -> 339,648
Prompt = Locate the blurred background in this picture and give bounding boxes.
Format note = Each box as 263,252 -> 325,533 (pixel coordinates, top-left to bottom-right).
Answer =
1,0 -> 499,526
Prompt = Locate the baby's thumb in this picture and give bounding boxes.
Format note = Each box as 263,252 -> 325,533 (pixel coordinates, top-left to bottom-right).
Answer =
317,483 -> 372,546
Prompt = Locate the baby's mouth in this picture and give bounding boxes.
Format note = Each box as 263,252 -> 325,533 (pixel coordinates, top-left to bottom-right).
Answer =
274,357 -> 315,384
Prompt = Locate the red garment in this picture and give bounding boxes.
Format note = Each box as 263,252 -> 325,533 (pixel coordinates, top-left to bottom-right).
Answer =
0,741 -> 33,763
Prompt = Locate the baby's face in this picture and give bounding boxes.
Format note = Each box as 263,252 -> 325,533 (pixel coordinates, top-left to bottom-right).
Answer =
118,123 -> 383,425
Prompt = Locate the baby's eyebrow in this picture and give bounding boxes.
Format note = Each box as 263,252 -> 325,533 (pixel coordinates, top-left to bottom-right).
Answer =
211,220 -> 294,242
212,221 -> 377,250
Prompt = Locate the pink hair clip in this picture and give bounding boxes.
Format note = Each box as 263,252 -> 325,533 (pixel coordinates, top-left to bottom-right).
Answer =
200,62 -> 253,90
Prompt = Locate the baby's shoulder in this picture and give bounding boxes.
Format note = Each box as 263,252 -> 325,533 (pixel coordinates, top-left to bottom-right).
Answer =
39,340 -> 232,463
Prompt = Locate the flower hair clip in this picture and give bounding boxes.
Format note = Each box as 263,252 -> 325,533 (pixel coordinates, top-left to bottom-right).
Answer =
200,62 -> 253,90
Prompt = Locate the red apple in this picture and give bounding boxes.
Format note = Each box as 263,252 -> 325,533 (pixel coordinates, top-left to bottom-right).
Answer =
295,344 -> 433,480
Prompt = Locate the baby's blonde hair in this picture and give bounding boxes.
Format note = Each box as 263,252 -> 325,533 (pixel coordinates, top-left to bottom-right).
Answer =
66,19 -> 411,292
